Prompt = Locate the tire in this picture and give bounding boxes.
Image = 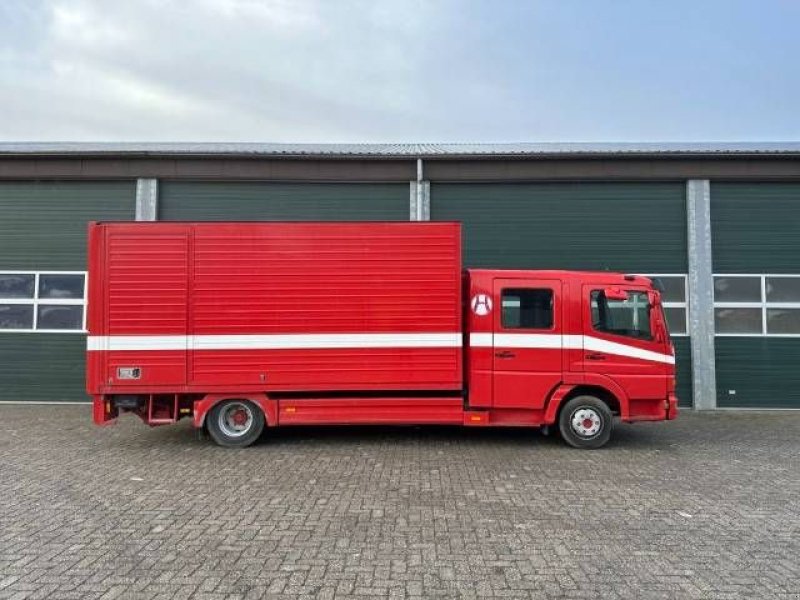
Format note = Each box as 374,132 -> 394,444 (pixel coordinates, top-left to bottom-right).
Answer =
558,395 -> 613,449
206,399 -> 265,448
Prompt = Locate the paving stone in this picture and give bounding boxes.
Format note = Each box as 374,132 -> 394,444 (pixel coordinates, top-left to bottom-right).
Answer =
0,406 -> 799,599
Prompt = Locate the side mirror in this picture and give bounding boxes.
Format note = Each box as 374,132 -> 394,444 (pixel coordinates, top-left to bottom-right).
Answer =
603,287 -> 629,300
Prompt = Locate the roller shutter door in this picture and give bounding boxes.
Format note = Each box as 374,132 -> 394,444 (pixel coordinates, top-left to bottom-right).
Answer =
712,183 -> 800,408
159,182 -> 409,221
0,181 -> 136,402
431,182 -> 692,406
431,183 -> 686,271
712,183 -> 800,273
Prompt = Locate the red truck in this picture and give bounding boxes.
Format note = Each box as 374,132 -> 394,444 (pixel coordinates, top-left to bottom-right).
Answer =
87,221 -> 678,449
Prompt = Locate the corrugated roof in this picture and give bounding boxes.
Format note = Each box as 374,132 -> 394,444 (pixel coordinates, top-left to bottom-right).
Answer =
1,142 -> 800,158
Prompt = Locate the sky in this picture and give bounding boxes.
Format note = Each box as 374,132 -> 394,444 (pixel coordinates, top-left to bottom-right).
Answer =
0,0 -> 798,143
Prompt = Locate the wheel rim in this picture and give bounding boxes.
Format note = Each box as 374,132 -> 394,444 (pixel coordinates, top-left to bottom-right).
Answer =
570,407 -> 603,438
218,402 -> 254,438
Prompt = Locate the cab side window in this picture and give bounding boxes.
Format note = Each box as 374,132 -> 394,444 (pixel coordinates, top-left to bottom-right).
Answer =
502,289 -> 553,329
591,290 -> 652,340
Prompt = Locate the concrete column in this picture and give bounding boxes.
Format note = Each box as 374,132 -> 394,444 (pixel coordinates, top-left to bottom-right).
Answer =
686,179 -> 717,410
135,178 -> 158,221
409,159 -> 430,221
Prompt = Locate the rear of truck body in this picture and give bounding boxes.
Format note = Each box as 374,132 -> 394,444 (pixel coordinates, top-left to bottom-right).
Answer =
87,221 -> 677,448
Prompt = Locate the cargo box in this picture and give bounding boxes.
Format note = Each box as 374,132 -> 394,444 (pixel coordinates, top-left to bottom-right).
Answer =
87,222 -> 463,395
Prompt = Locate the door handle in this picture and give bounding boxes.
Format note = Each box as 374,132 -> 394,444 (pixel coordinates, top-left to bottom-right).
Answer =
495,350 -> 516,359
586,353 -> 606,360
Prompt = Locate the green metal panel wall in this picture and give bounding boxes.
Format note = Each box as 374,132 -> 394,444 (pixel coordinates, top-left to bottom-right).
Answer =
160,182 -> 409,221
672,337 -> 692,407
0,181 -> 136,270
711,183 -> 800,273
711,183 -> 800,408
0,335 -> 86,402
716,338 -> 800,408
431,183 -> 687,272
0,181 -> 135,402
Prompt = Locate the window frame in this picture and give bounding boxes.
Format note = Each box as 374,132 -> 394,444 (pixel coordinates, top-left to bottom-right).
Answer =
713,274 -> 800,337
642,273 -> 689,337
0,271 -> 87,334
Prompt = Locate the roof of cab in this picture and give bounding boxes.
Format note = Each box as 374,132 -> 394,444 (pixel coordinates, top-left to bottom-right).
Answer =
466,269 -> 653,285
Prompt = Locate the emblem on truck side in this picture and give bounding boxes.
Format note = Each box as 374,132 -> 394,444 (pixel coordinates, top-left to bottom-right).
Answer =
470,294 -> 493,316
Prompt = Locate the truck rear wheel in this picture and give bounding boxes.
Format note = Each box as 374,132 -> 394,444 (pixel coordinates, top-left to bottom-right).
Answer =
207,399 -> 265,448
558,395 -> 613,449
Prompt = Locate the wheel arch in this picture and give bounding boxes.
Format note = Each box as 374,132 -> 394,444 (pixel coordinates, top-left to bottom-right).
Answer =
544,380 -> 628,424
193,393 -> 277,429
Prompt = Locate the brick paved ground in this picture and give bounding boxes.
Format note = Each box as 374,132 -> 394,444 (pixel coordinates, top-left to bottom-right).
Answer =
1,406 -> 799,599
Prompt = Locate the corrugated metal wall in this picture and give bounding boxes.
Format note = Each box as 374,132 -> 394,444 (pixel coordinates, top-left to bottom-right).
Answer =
430,183 -> 687,271
672,338 -> 692,408
716,339 -> 800,408
0,181 -> 136,402
0,335 -> 86,402
712,183 -> 800,273
712,183 -> 800,408
431,182 -> 692,405
159,182 -> 409,221
0,181 -> 136,269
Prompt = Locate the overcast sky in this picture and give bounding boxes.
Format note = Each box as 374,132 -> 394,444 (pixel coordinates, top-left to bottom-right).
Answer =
1,0 -> 798,143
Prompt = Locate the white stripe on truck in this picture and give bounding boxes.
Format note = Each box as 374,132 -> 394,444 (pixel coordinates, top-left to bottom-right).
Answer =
469,333 -> 675,365
87,332 -> 674,364
86,332 -> 463,352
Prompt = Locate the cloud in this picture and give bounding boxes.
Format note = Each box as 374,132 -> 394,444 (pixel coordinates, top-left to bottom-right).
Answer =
1,0 -> 798,142
0,0 -> 456,141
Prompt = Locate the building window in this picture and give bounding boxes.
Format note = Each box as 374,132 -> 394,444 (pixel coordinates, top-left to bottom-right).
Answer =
0,272 -> 86,333
645,274 -> 688,336
501,288 -> 554,329
714,275 -> 800,336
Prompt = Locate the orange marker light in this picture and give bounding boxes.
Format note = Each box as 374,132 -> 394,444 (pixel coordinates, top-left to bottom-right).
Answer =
285,407 -> 296,413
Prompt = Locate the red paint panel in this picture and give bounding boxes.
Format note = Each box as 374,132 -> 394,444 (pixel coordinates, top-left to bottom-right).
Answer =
102,225 -> 190,386
190,223 -> 460,334
107,350 -> 186,386
579,283 -> 668,401
627,399 -> 668,421
191,347 -> 461,388
465,272 -> 493,409
89,222 -> 461,395
492,277 -> 564,410
277,398 -> 464,425
106,228 -> 189,334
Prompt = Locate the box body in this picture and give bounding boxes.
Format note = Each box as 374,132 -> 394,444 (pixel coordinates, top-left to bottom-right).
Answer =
87,222 -> 463,395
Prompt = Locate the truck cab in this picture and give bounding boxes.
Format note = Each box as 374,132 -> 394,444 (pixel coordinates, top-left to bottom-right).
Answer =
465,270 -> 678,448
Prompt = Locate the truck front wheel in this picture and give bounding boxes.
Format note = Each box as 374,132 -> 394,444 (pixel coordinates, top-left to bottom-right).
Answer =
558,396 -> 613,449
207,399 -> 265,448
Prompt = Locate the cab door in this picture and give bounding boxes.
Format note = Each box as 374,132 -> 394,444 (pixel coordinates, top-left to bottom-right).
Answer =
580,285 -> 668,399
492,278 -> 563,409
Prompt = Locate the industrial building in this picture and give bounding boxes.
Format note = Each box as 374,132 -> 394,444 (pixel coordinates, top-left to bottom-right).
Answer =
1,142 -> 799,410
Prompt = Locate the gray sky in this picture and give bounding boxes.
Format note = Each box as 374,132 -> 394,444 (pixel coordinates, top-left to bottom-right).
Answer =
1,0 -> 798,142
